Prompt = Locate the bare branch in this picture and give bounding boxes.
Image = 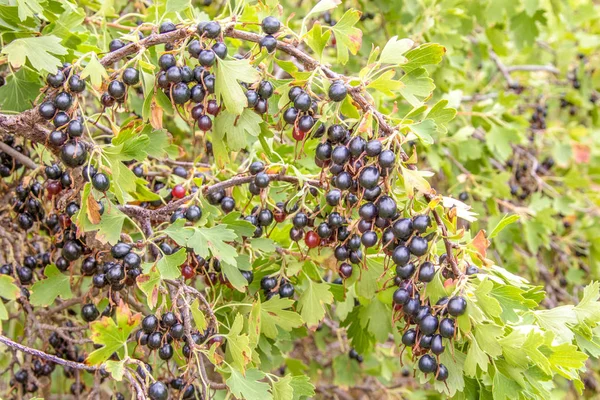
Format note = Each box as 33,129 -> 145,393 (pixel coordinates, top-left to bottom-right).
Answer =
0,141 -> 39,169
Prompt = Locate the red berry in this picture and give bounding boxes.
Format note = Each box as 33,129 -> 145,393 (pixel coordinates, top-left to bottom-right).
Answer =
292,127 -> 305,141
172,185 -> 186,199
305,231 -> 321,248
181,264 -> 195,279
274,210 -> 286,223
46,181 -> 62,197
206,100 -> 220,116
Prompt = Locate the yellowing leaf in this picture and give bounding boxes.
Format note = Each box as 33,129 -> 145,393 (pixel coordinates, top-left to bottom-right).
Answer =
225,314 -> 252,373
380,36 -> 414,64
400,166 -> 432,198
330,9 -> 363,65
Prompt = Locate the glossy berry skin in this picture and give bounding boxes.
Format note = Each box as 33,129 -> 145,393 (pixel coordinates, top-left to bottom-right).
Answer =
359,166 -> 380,189
38,102 -> 56,119
447,296 -> 467,316
92,173 -> 110,191
288,86 -> 303,101
402,329 -> 417,346
201,21 -> 221,38
220,197 -> 235,213
419,315 -> 439,335
305,231 -> 320,248
292,127 -> 305,141
148,381 -> 168,400
142,315 -> 159,333
392,245 -> 410,266
68,75 -> 86,92
393,288 -> 410,305
47,71 -> 65,87
60,141 -> 87,167
396,262 -> 415,279
81,304 -> 99,322
376,196 -> 397,219
254,172 -> 270,188
339,263 -> 353,278
185,205 -> 202,222
158,343 -> 174,360
109,39 -> 124,52
111,242 -> 131,259
418,354 -> 438,374
279,283 -> 295,298
159,21 -> 176,34
436,364 -> 449,381
261,16 -> 281,34
108,80 -> 126,99
122,68 -> 140,85
62,241 -> 82,261
260,35 -> 277,53
53,111 -> 70,127
172,185 -> 186,199
418,262 -> 436,282
260,276 -> 277,291
409,236 -> 429,256
49,130 -> 68,146
54,92 -> 72,110
258,81 -> 274,99
365,140 -> 382,157
67,119 -> 83,137
294,92 -> 312,112
413,215 -> 431,233
212,42 -> 228,59
328,81 -> 347,102
466,265 -> 479,275
431,334 -> 445,355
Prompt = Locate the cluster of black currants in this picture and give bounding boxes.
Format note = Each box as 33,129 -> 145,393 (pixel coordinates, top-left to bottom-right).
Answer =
529,104 -> 547,131
0,252 -> 50,292
395,287 -> 468,382
146,378 -> 198,400
135,312 -> 186,362
84,243 -> 142,292
11,358 -> 55,394
258,16 -> 282,53
39,64 -> 88,169
12,180 -> 46,232
0,134 -> 29,178
260,275 -> 295,300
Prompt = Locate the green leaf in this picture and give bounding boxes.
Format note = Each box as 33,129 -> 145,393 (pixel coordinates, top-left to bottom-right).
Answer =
215,58 -> 261,116
273,375 -> 294,400
426,100 -> 457,134
87,302 -> 141,365
213,108 -> 262,151
166,0 -> 191,13
474,279 -> 503,319
226,314 -> 252,373
403,43 -> 446,72
380,36 -> 414,64
399,68 -> 435,107
464,336 -> 489,376
190,299 -> 207,332
359,297 -> 392,342
16,0 -> 43,21
492,368 -> 521,400
76,184 -> 126,245
156,248 -> 186,280
0,68 -> 42,112
300,0 -> 340,36
80,53 -> 108,89
259,297 -> 304,338
306,22 -> 331,61
297,278 -> 333,327
489,214 -> 520,239
486,126 -> 522,161
2,35 -> 67,74
104,360 -> 126,381
510,10 -> 546,49
226,368 -> 273,400
136,268 -> 161,309
330,9 -> 362,65
30,264 -> 73,307
290,375 -> 315,400
0,275 -> 21,320
366,70 -> 403,97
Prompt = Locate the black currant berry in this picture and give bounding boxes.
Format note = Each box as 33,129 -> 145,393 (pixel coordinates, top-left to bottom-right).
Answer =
81,304 -> 99,322
418,262 -> 436,282
413,215 -> 431,233
38,102 -> 56,119
279,283 -> 295,298
60,141 -> 87,167
328,81 -> 347,102
92,173 -> 110,191
419,314 -> 439,335
108,80 -> 126,99
402,329 -> 417,346
54,92 -> 73,110
418,354 -> 437,374
447,296 -> 467,316
409,236 -> 428,256
260,35 -> 277,53
393,288 -> 410,305
261,16 -> 281,34
201,21 -> 221,38
261,276 -> 277,291
392,245 -> 410,265
359,166 -> 380,189
122,68 -> 140,85
111,242 -> 132,259
68,75 -> 86,92
148,381 -> 168,400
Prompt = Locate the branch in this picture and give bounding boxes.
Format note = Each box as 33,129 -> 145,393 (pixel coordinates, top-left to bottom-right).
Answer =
0,141 -> 39,169
506,65 -> 560,74
0,334 -> 98,372
489,50 -> 517,87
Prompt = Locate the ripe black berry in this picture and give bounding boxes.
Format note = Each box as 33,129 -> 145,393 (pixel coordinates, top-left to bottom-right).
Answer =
38,102 -> 56,119
393,288 -> 409,305
111,242 -> 132,259
279,283 -> 294,298
392,245 -> 410,265
409,236 -> 428,256
260,35 -> 277,53
418,262 -> 436,282
142,315 -> 159,333
92,173 -> 110,191
294,92 -> 311,112
418,354 -> 437,374
148,381 -> 168,400
359,166 -> 380,189
402,329 -> 417,346
60,141 -> 87,167
365,140 -> 382,157
54,92 -> 72,110
261,16 -> 281,34
328,81 -> 347,102
413,215 -> 431,233
68,75 -> 86,92
261,276 -> 277,291
81,304 -> 99,322
122,68 -> 140,85
108,80 -> 126,99
447,296 -> 467,316
201,21 -> 221,38
47,71 -> 65,87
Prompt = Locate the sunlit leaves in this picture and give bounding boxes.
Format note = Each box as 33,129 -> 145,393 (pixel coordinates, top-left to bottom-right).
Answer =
1,35 -> 67,74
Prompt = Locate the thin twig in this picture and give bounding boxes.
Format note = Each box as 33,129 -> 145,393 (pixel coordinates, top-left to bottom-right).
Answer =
0,142 -> 38,169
